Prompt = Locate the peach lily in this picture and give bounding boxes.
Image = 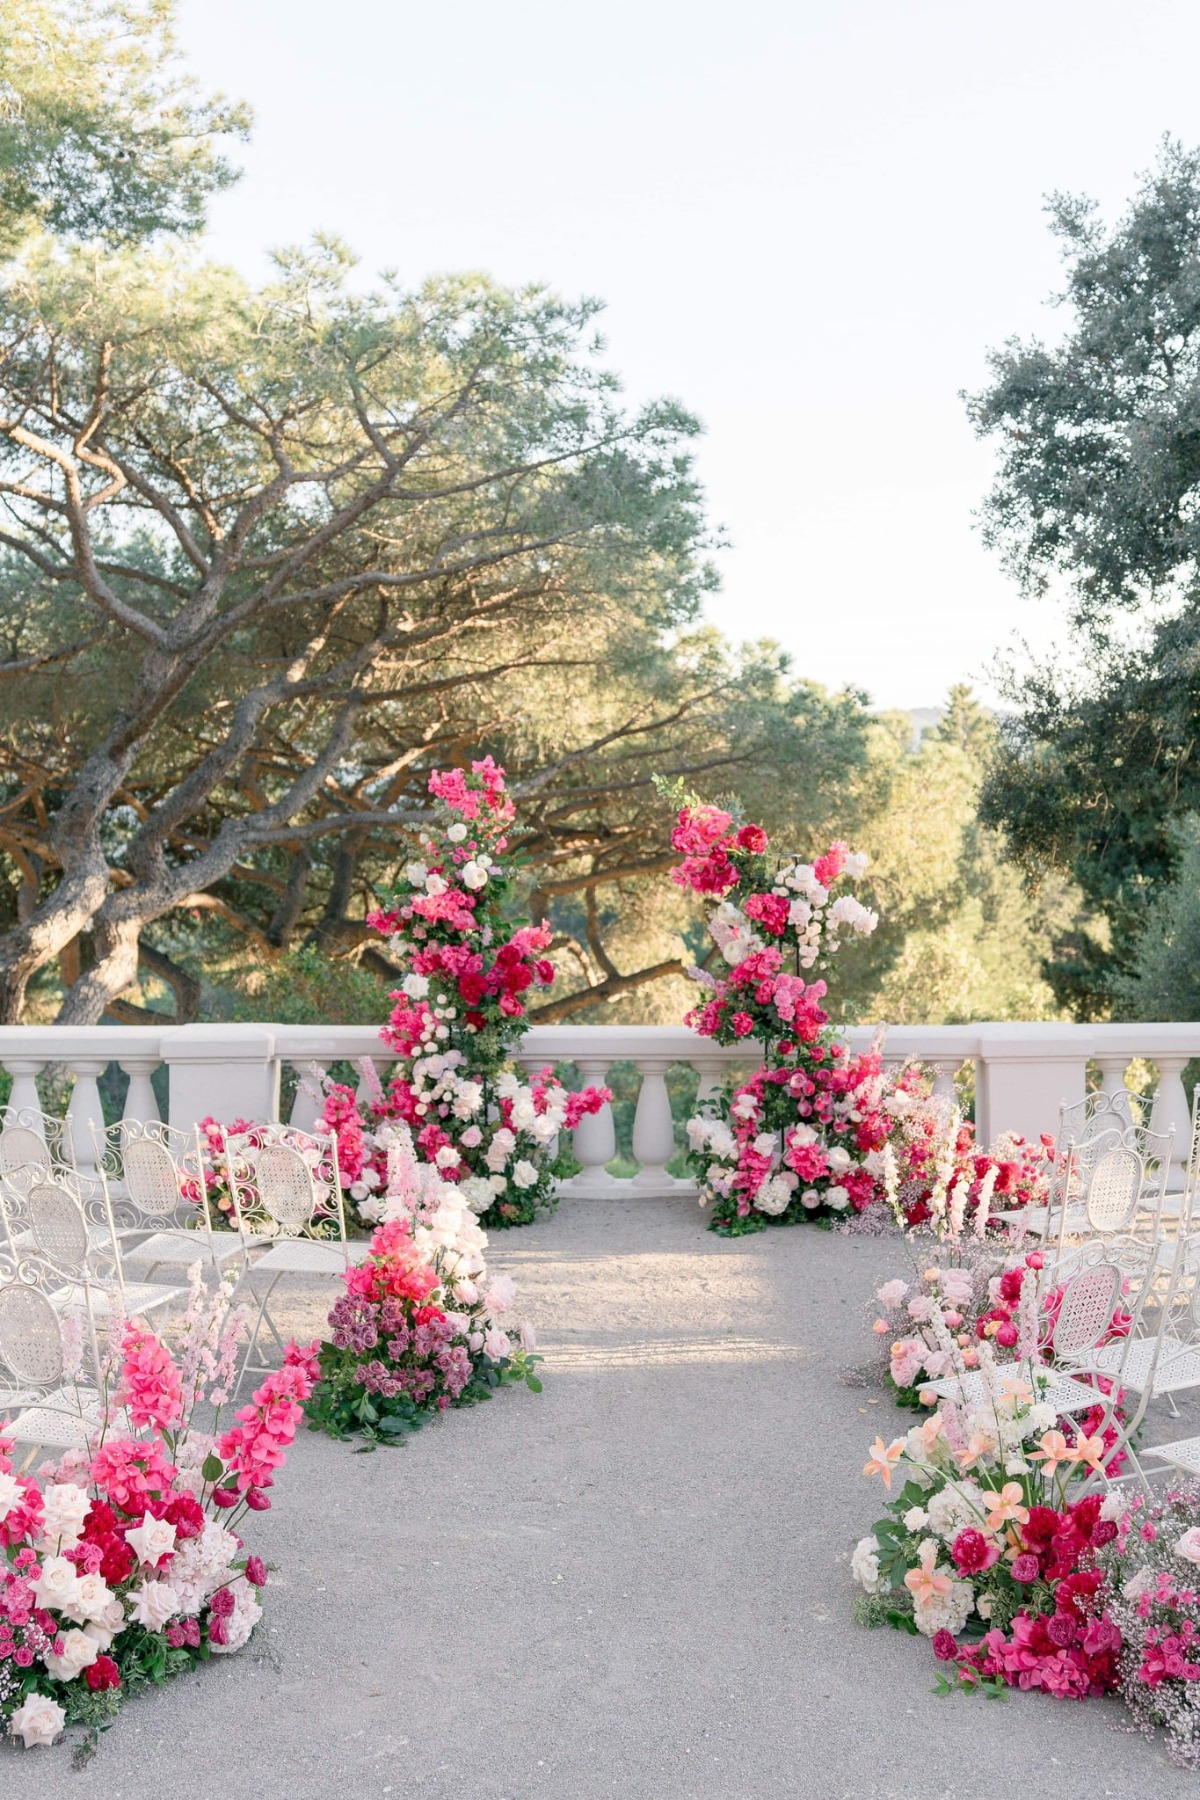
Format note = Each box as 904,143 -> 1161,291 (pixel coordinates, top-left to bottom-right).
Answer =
863,1436 -> 906,1488
904,1540 -> 954,1607
985,1482 -> 1030,1531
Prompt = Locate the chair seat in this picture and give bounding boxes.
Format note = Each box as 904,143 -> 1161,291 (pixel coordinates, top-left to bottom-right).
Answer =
1089,1335 -> 1200,1396
244,1238 -> 359,1276
6,1387 -> 103,1448
48,1279 -> 185,1319
924,1366 -> 1104,1417
1146,1435 -> 1200,1476
122,1229 -> 244,1267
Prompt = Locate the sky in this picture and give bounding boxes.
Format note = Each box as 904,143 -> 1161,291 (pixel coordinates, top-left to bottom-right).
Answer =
176,0 -> 1200,709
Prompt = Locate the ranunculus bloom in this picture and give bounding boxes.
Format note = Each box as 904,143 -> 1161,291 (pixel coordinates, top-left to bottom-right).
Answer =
84,1655 -> 120,1692
950,1528 -> 999,1576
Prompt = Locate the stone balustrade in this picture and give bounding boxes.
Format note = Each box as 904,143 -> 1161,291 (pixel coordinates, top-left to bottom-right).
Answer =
1,1020 -> 1197,1193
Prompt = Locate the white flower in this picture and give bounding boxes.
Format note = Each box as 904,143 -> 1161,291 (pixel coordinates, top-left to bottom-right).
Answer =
209,1580 -> 262,1654
0,1471 -> 21,1520
60,1572 -> 115,1626
926,1479 -> 985,1542
903,1507 -> 929,1531
850,1535 -> 882,1594
512,1159 -> 539,1190
9,1694 -> 65,1748
38,1482 -> 90,1549
125,1514 -> 177,1569
752,1132 -> 778,1159
484,1129 -> 516,1173
434,1145 -> 460,1169
1100,1492 -> 1126,1523
843,851 -> 869,878
483,1326 -> 512,1361
401,972 -> 429,999
1027,1402 -> 1057,1432
1123,1567 -> 1155,1600
31,1555 -> 82,1613
404,861 -> 428,886
461,861 -> 489,890
800,1188 -> 821,1209
424,873 -> 448,896
1177,1528 -> 1200,1566
486,1274 -> 516,1315
826,1146 -> 852,1175
913,1575 -> 974,1639
489,1174 -> 507,1194
755,1176 -> 793,1216
519,1319 -> 537,1353
686,1116 -> 710,1152
83,1597 -> 126,1652
42,1627 -> 97,1682
166,1522 -> 241,1617
459,1177 -> 494,1214
129,1579 -> 181,1631
447,822 -> 468,842
825,1185 -> 850,1211
707,1122 -> 736,1160
460,1123 -> 483,1148
452,1081 -> 483,1119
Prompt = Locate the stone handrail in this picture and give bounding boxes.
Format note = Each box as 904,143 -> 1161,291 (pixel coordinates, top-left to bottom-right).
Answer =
1,1020 -> 1197,1193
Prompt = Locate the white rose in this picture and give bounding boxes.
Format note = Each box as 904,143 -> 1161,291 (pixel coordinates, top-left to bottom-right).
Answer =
38,1482 -> 91,1550
512,1160 -> 539,1190
424,873 -> 447,896
453,1278 -> 480,1305
752,1132 -> 778,1159
447,822 -> 468,842
843,851 -> 869,878
0,1471 -> 21,1519
401,973 -> 429,999
459,1178 -> 494,1215
125,1514 -> 177,1569
483,1326 -> 512,1361
461,860 -> 489,890
129,1579 -> 181,1631
404,862 -> 428,886
826,1146 -> 852,1175
486,1275 -> 516,1315
510,1095 -> 538,1131
83,1596 -> 126,1652
800,1189 -> 821,1209
1177,1529 -> 1200,1566
61,1571 -> 115,1626
42,1627 -> 97,1682
31,1555 -> 83,1613
460,1124 -> 483,1149
452,1082 -> 483,1119
489,1174 -> 507,1194
434,1145 -> 460,1169
9,1694 -> 65,1748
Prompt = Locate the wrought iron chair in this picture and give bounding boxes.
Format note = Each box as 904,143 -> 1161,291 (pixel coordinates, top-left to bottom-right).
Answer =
225,1123 -> 365,1393
0,1269 -> 106,1458
0,1102 -> 75,1184
92,1118 -> 247,1279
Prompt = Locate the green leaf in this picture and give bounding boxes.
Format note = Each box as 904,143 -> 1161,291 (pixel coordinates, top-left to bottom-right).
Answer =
525,1374 -> 543,1393
201,1453 -> 224,1483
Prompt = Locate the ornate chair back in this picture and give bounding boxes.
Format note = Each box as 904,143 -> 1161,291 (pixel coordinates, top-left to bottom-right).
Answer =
0,1282 -> 63,1390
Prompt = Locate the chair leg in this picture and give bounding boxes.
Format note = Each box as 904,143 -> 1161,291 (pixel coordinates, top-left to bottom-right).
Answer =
235,1274 -> 283,1400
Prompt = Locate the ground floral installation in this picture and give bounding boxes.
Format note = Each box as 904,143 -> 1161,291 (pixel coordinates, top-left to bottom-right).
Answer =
671,798 -> 885,1235
0,1266 -> 317,1753
880,1068 -> 1054,1232
318,757 -> 610,1231
304,1123 -> 541,1448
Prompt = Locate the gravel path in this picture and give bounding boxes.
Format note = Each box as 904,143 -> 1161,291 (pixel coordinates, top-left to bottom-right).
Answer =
38,1194 -> 1200,1798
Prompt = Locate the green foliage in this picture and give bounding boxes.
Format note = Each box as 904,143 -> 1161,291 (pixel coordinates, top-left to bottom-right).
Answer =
1115,814 -> 1200,1019
222,947 -> 390,1026
0,1 -> 249,251
968,140 -> 1200,1013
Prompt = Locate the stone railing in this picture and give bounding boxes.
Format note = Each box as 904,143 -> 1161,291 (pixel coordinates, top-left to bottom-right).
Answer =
1,1020 -> 1197,1194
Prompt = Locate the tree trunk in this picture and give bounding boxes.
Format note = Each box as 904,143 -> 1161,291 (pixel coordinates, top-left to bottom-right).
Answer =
0,860 -> 111,1023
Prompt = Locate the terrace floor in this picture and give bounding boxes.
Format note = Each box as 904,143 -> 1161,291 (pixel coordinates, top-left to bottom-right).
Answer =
55,1194 -> 1200,1800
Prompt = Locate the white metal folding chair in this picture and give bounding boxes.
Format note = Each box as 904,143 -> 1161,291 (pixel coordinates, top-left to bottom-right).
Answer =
92,1118 -> 246,1279
0,1269 -> 106,1460
1046,1125 -> 1174,1277
0,1102 -> 74,1184
0,1161 -> 185,1327
227,1123 -> 364,1393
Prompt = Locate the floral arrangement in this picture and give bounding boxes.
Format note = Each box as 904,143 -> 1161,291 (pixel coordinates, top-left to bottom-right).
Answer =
852,1340 -> 1124,1700
1098,1485 -> 1200,1765
671,800 -> 885,1233
880,1072 -> 1053,1233
305,1124 -> 540,1446
0,1268 -> 316,1751
321,757 -> 610,1230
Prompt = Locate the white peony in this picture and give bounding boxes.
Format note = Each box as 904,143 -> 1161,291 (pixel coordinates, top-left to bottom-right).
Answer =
850,1535 -> 883,1594
9,1694 -> 65,1748
401,972 -> 429,999
903,1506 -> 929,1531
825,1185 -> 850,1211
459,1177 -> 495,1214
754,1176 -> 793,1216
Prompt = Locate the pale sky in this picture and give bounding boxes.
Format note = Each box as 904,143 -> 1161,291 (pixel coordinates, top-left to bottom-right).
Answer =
177,0 -> 1200,708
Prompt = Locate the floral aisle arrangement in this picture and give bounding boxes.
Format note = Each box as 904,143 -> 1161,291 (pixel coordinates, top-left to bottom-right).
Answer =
672,801 -> 885,1234
852,1341 -> 1125,1700
1,1268 -> 317,1751
319,757 -> 610,1230
305,1125 -> 541,1447
880,1072 -> 1053,1232
1098,1485 -> 1200,1765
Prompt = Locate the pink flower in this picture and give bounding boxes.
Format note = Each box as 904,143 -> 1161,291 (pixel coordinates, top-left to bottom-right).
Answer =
116,1325 -> 183,1431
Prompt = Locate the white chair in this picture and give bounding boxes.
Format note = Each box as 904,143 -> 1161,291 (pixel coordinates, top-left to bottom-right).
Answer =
0,1274 -> 105,1459
0,1162 -> 185,1327
92,1118 -> 246,1278
1045,1125 -> 1174,1277
226,1123 -> 364,1393
0,1102 -> 74,1183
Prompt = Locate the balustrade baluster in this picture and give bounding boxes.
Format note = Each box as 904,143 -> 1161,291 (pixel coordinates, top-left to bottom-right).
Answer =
119,1056 -> 161,1125
1095,1054 -> 1134,1127
1,1058 -> 45,1118
631,1057 -> 679,1192
1149,1056 -> 1192,1190
563,1057 -> 618,1196
65,1059 -> 108,1176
